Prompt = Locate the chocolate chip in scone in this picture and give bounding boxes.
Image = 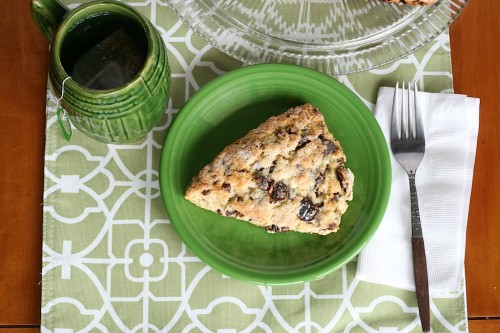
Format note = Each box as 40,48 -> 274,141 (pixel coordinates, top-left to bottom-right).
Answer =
336,168 -> 348,192
324,142 -> 336,155
269,160 -> 277,174
254,174 -> 274,191
297,197 -> 319,222
264,224 -> 280,232
331,192 -> 341,202
314,172 -> 325,198
202,189 -> 211,195
295,138 -> 311,151
319,135 -> 336,155
315,172 -> 325,186
226,209 -> 244,218
270,181 -> 290,202
221,182 -> 231,192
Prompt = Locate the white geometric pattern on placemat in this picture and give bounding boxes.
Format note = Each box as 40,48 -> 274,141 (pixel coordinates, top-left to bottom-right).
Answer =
41,1 -> 465,332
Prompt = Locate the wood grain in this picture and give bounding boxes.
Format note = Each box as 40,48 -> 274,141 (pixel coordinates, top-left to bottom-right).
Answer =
0,0 -> 48,325
449,0 -> 500,318
0,0 -> 498,329
468,319 -> 500,333
0,328 -> 40,332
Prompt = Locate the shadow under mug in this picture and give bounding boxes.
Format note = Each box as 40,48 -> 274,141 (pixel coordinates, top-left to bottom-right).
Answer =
31,0 -> 171,144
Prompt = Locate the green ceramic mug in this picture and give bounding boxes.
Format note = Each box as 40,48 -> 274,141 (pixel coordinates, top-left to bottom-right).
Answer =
30,0 -> 170,144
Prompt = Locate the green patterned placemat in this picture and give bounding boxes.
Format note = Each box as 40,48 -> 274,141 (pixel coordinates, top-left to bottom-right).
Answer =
41,1 -> 465,332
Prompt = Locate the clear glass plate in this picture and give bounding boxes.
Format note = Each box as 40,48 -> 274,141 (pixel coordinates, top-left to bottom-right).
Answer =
165,0 -> 468,75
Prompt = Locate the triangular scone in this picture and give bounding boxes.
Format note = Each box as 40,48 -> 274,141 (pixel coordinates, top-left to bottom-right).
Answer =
185,104 -> 354,235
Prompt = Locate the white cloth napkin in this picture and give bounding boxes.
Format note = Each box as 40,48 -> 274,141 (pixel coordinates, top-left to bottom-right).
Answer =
355,87 -> 480,296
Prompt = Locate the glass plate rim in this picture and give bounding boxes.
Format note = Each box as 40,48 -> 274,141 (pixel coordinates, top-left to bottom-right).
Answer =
164,0 -> 469,75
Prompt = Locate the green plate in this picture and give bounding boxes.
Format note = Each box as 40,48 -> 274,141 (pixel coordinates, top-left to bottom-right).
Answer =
159,64 -> 391,285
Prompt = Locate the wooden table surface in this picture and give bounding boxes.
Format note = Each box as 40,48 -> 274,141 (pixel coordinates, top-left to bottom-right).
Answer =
0,0 -> 498,331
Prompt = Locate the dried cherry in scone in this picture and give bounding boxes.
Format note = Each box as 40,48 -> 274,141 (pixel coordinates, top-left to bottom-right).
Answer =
270,181 -> 290,202
254,174 -> 274,192
221,182 -> 231,192
327,223 -> 337,230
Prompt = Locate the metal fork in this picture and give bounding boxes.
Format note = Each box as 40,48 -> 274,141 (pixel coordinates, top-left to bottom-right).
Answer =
390,82 -> 430,333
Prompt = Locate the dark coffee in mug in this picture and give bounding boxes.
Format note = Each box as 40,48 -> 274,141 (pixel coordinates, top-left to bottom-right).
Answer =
60,13 -> 148,90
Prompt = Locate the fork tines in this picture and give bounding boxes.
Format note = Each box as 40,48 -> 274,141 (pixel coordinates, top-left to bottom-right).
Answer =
391,81 -> 425,145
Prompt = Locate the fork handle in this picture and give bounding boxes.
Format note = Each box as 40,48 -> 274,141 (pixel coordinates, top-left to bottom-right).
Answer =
409,173 -> 430,331
409,172 -> 424,238
412,237 -> 430,332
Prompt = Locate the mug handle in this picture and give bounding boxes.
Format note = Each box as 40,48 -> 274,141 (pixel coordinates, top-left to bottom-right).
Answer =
30,0 -> 68,42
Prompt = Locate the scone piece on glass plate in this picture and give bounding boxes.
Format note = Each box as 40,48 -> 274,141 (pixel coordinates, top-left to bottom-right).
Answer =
381,0 -> 437,5
185,104 -> 354,236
